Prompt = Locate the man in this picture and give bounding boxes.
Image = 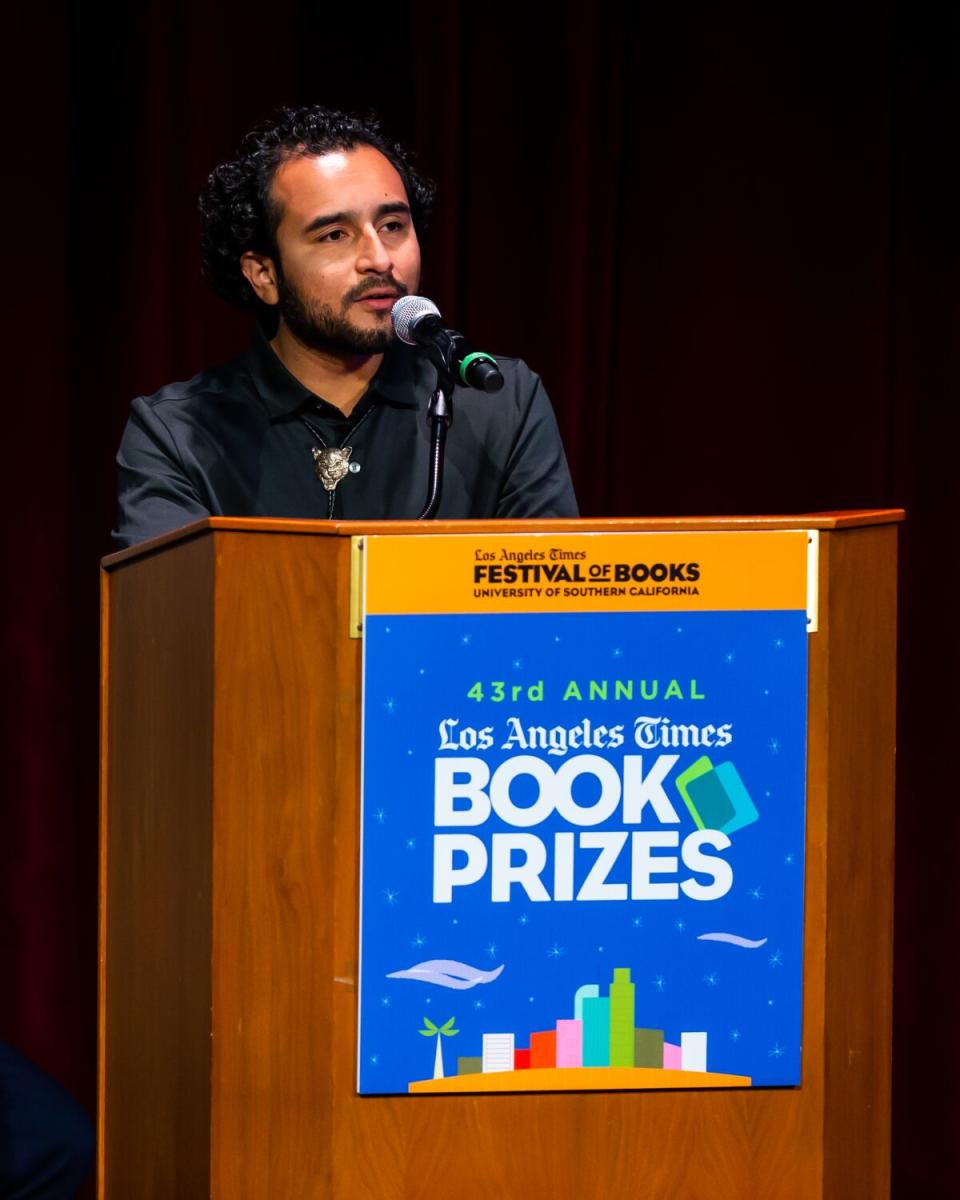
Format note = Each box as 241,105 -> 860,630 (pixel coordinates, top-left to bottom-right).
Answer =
114,105 -> 577,548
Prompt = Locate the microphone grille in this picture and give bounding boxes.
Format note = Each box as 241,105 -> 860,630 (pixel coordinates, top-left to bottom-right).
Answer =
392,294 -> 441,345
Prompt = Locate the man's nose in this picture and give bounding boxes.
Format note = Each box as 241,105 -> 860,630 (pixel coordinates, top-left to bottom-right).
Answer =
356,227 -> 393,274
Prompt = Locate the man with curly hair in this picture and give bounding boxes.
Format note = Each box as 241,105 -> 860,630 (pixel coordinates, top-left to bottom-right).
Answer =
113,105 -> 577,547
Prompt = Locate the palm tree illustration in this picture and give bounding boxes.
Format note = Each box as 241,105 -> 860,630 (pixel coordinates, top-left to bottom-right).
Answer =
419,1016 -> 459,1079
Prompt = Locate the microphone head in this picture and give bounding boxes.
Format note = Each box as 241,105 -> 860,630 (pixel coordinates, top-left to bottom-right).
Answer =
392,294 -> 441,345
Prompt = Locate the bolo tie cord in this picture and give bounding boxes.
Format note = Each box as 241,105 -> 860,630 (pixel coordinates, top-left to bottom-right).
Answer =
299,405 -> 375,517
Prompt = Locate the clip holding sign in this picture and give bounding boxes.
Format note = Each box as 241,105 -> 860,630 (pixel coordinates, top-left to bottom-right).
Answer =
806,531 -> 820,633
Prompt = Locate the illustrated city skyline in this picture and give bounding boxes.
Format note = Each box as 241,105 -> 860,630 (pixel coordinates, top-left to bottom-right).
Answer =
409,965 -> 752,1092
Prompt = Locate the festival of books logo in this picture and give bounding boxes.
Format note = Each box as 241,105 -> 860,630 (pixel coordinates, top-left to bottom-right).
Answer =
358,540 -> 808,1096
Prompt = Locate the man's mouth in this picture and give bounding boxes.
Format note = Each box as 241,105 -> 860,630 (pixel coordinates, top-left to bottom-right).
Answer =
353,289 -> 403,312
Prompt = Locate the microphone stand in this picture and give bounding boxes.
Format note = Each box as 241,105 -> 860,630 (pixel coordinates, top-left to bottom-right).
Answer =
417,361 -> 455,521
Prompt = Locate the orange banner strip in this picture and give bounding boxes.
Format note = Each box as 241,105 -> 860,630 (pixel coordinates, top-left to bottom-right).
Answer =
364,531 -> 809,616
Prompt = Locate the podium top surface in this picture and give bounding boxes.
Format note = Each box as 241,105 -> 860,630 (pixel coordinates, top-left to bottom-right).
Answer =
102,509 -> 904,571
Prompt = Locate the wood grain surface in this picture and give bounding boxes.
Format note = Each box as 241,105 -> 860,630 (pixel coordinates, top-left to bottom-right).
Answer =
208,532 -> 341,1197
100,537 -> 215,1198
820,526 -> 897,1197
100,517 -> 898,1199
101,511 -> 905,570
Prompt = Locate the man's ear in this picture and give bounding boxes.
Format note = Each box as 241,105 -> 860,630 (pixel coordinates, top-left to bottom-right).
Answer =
240,251 -> 279,306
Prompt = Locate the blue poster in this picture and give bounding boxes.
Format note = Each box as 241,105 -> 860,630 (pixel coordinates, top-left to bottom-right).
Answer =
359,539 -> 809,1096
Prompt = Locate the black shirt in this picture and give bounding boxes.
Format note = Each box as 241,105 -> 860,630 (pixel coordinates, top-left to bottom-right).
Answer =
114,330 -> 578,548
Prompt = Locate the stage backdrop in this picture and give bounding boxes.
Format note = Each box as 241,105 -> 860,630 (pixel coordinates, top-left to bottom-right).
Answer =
2,3 -> 956,1196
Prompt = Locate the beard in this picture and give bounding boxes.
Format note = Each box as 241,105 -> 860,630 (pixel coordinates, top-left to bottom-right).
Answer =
275,265 -> 409,356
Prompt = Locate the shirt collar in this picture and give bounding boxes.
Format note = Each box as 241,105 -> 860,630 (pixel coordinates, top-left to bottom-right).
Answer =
243,325 -> 425,420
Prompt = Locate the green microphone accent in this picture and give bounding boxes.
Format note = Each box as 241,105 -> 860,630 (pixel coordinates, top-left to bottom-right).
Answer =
459,350 -> 498,385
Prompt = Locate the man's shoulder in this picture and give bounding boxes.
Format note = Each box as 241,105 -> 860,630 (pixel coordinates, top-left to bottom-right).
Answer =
453,354 -> 546,424
486,354 -> 537,383
135,352 -> 254,418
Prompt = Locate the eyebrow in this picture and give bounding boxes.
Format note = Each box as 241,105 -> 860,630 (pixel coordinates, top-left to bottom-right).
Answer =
302,201 -> 411,236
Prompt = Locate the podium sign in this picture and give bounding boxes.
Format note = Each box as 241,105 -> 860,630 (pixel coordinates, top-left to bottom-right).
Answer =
359,531 -> 810,1095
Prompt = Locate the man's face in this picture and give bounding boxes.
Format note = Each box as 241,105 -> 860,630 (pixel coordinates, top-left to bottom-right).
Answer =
266,145 -> 422,356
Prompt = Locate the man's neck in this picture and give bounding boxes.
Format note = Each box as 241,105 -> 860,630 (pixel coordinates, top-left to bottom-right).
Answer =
271,324 -> 383,417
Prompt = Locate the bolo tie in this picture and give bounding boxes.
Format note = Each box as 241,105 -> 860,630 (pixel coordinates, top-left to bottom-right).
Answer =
298,405 -> 374,517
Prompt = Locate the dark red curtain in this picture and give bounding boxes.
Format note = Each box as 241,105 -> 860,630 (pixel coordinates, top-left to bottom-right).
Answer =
3,2 -> 956,1194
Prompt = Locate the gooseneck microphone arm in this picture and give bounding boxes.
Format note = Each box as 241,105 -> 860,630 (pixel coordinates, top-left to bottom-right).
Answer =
392,295 -> 504,521
417,373 -> 454,521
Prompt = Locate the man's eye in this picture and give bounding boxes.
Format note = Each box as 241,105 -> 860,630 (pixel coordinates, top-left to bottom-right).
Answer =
381,220 -> 406,234
319,229 -> 347,243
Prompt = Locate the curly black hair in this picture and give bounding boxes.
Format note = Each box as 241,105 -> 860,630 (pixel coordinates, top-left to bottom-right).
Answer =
199,105 -> 435,318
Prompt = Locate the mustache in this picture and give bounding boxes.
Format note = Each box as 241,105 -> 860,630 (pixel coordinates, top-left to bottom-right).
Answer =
343,277 -> 409,304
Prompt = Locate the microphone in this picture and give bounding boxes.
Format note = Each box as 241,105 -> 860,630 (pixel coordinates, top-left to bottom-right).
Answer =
391,295 -> 505,393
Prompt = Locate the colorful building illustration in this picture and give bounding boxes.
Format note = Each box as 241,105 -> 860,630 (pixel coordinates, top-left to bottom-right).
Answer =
482,1033 -> 514,1073
609,967 -> 635,1067
408,966 -> 752,1093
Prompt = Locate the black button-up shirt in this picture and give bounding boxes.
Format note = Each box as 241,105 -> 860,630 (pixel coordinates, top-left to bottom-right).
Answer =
114,330 -> 578,548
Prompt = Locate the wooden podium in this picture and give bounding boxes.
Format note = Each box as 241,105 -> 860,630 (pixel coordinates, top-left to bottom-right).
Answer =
99,512 -> 900,1199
